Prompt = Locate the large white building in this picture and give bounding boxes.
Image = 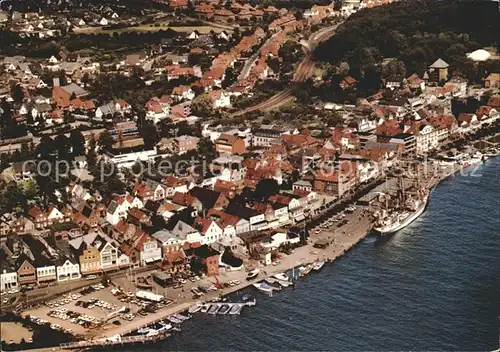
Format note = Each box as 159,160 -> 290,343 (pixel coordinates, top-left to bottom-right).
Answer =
56,260 -> 81,282
139,238 -> 163,265
0,271 -> 18,292
415,125 -> 440,155
36,265 -> 57,283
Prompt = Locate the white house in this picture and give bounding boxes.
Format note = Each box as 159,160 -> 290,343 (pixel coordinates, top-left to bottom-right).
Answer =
19,103 -> 30,115
36,265 -> 57,283
0,270 -> 18,292
48,55 -> 59,64
356,160 -> 379,183
152,220 -> 204,249
235,218 -> 250,234
217,31 -> 230,41
47,206 -> 65,224
187,30 -> 199,40
106,196 -> 144,225
117,252 -> 130,267
273,203 -> 291,226
56,260 -> 81,282
247,212 -> 266,231
139,237 -> 163,265
209,90 -> 231,109
357,117 -> 378,132
104,149 -> 157,169
100,17 -> 109,26
199,220 -> 223,245
31,104 -> 51,119
171,86 -> 195,101
415,124 -> 439,155
111,12 -> 119,19
261,232 -> 288,250
99,241 -> 119,270
219,222 -> 237,241
146,103 -> 170,124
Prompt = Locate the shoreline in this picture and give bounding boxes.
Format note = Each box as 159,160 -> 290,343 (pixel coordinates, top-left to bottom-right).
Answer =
89,155 -> 499,341
17,153 -> 499,351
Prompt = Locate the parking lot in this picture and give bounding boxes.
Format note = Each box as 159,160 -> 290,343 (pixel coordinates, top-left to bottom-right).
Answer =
23,282 -> 153,336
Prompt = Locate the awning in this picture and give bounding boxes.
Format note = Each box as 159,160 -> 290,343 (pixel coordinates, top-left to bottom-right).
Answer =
145,256 -> 162,263
294,214 -> 306,222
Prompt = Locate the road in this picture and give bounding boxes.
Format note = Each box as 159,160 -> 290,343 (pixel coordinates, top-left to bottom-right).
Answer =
237,33 -> 280,81
229,24 -> 339,117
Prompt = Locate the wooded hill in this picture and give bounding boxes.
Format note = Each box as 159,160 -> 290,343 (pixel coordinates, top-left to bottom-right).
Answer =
314,0 -> 499,79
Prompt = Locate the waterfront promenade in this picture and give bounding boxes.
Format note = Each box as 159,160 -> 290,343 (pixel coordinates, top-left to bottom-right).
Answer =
95,205 -> 373,339
93,158 -> 468,340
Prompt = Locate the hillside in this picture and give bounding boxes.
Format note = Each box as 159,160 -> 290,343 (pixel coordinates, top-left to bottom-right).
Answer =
314,0 -> 499,79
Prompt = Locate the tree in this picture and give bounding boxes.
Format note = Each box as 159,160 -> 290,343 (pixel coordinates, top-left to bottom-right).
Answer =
63,110 -> 75,124
253,178 -> 279,201
98,130 -> 114,151
197,137 -> 216,163
11,85 -> 24,103
87,137 -> 97,170
38,135 -> 55,159
54,134 -> 71,160
69,130 -> 86,156
294,10 -> 304,20
139,121 -> 160,149
221,68 -> 237,89
25,112 -> 34,125
0,179 -> 26,214
381,60 -> 406,81
279,41 -> 302,64
20,179 -> 39,201
191,94 -> 214,118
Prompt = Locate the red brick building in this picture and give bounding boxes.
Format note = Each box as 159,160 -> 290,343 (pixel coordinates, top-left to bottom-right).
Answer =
215,134 -> 246,155
194,245 -> 220,276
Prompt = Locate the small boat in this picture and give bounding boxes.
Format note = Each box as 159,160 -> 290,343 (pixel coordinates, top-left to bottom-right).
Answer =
246,268 -> 260,280
312,261 -> 325,271
300,264 -> 313,277
265,278 -> 287,288
146,329 -> 159,337
159,322 -> 172,330
244,298 -> 257,307
252,282 -> 275,294
241,293 -> 252,301
273,273 -> 290,282
168,316 -> 183,324
200,304 -> 210,313
157,325 -> 170,333
275,279 -> 292,288
228,304 -> 243,315
188,304 -> 202,314
218,304 -> 230,315
173,313 -> 189,321
137,327 -> 151,334
208,304 -> 221,315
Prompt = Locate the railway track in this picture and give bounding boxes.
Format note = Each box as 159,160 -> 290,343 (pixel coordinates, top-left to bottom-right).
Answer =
230,24 -> 338,117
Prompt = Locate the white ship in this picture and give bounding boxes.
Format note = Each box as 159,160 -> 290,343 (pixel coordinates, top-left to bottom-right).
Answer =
374,178 -> 431,235
374,193 -> 429,235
